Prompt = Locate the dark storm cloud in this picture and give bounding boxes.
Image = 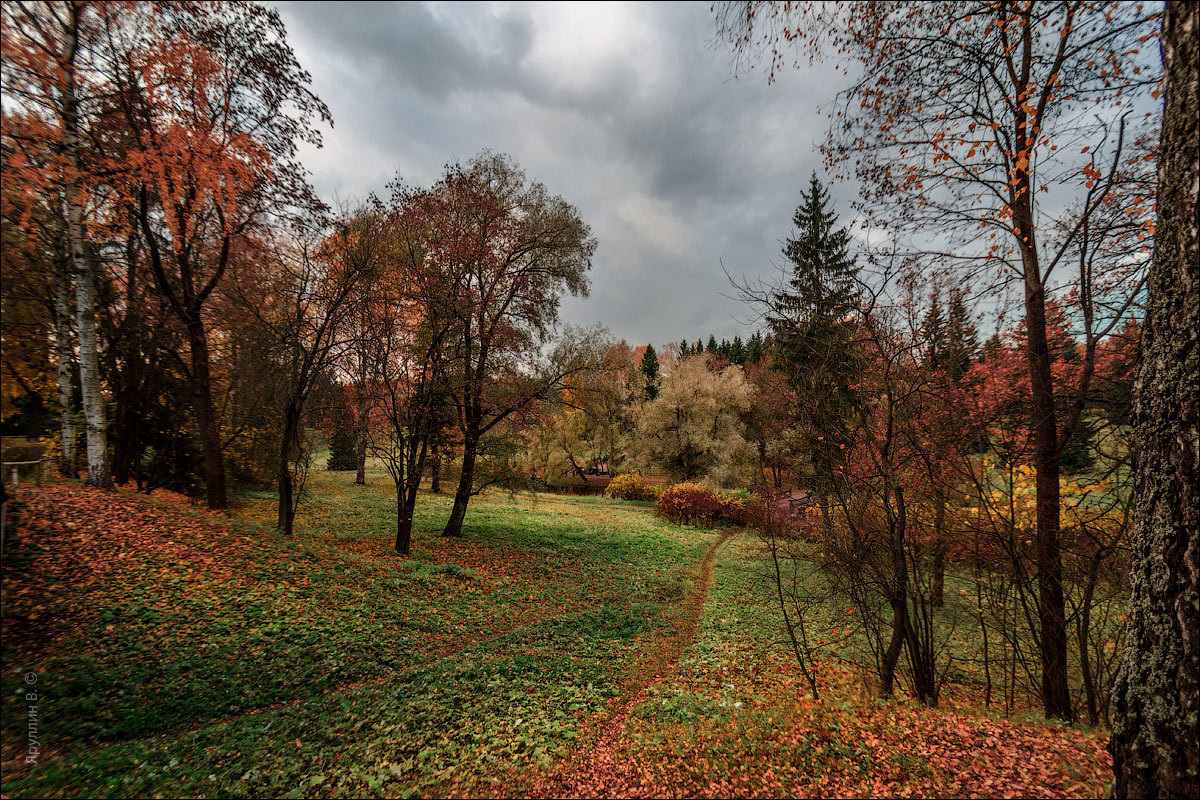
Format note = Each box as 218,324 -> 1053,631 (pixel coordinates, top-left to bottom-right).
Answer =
276,1 -> 853,347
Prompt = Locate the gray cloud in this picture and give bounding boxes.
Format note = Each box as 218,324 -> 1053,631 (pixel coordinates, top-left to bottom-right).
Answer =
276,1 -> 854,348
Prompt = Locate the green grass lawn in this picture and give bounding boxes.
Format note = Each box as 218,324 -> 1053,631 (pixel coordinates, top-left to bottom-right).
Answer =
1,464 -> 1113,798
1,465 -> 712,798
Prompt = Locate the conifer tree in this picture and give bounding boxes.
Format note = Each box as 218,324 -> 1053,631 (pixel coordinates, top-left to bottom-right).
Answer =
922,291 -> 947,366
747,331 -> 764,363
778,173 -> 858,317
326,426 -> 358,471
768,173 -> 862,494
944,289 -> 978,382
730,335 -> 746,365
641,343 -> 660,400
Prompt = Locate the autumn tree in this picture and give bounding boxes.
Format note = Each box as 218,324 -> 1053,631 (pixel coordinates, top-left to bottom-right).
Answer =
527,335 -> 626,485
100,2 -> 330,509
718,0 -> 1160,721
0,215 -> 55,441
0,162 -> 74,473
1110,2 -> 1199,795
430,152 -> 595,538
227,210 -> 381,535
628,354 -> 752,483
742,359 -> 795,489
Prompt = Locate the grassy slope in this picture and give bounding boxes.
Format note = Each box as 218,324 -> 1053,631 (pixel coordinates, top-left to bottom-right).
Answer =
1,465 -> 1110,798
608,536 -> 1112,798
1,466 -> 709,798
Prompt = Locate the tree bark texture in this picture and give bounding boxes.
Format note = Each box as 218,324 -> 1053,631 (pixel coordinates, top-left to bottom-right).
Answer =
53,249 -> 76,477
186,318 -> 228,509
1110,3 -> 1199,797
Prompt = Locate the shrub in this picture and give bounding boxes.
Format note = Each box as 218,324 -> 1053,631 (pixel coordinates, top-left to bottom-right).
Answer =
606,472 -> 659,502
655,482 -> 744,527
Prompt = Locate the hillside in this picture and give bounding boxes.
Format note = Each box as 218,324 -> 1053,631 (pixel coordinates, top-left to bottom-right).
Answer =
1,469 -> 1110,798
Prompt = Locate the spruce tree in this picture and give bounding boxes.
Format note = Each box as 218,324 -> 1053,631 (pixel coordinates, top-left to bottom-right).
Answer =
730,335 -> 746,365
922,290 -> 947,368
641,344 -> 660,400
778,173 -> 858,317
707,335 -> 718,353
768,173 -> 863,494
944,289 -> 978,381
327,426 -> 358,471
747,331 -> 764,364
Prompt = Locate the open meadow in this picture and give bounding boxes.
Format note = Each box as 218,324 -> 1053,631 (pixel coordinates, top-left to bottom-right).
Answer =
2,465 -> 1111,799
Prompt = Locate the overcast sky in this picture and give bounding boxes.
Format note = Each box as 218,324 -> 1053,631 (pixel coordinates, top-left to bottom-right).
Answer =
276,1 -> 854,348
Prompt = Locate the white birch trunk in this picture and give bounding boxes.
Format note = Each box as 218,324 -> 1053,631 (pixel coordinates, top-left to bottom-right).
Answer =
59,7 -> 109,488
53,247 -> 76,476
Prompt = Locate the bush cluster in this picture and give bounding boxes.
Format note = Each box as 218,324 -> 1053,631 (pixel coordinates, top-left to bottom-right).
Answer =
654,482 -> 749,527
605,472 -> 662,502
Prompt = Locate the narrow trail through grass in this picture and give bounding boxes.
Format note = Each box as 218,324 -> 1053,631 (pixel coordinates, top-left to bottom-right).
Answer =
525,529 -> 737,798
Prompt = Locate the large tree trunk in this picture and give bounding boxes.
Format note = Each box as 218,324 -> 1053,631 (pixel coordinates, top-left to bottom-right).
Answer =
395,489 -> 414,555
442,434 -> 477,538
60,12 -> 110,490
1023,271 -> 1073,721
53,251 -> 76,477
186,318 -> 228,509
1110,3 -> 1199,796
395,438 -> 430,554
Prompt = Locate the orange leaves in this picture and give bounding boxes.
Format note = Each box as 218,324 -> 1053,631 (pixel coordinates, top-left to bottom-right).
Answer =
1137,218 -> 1156,242
119,38 -> 276,246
